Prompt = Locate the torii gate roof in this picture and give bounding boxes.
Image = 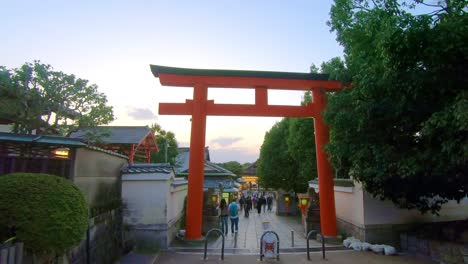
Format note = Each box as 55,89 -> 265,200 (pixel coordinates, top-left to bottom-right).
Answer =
150,65 -> 342,91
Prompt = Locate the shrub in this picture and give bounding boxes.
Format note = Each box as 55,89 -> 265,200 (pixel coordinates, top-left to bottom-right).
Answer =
0,173 -> 88,256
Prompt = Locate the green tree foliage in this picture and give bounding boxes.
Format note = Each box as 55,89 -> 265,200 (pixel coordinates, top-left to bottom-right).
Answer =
258,118 -> 301,192
0,173 -> 88,258
217,161 -> 243,178
0,61 -> 114,135
325,0 -> 467,213
150,123 -> 179,165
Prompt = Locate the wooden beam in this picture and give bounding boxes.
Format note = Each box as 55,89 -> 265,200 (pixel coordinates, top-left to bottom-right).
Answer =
158,73 -> 342,91
159,101 -> 318,118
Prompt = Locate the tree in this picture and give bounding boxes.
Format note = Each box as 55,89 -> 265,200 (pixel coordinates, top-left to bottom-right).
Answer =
0,61 -> 114,135
258,118 -> 301,192
325,0 -> 467,213
0,173 -> 88,261
217,161 -> 243,178
150,123 -> 179,165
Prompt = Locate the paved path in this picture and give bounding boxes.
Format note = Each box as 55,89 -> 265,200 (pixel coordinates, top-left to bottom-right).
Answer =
157,250 -> 435,264
170,202 -> 335,255
208,205 -> 322,250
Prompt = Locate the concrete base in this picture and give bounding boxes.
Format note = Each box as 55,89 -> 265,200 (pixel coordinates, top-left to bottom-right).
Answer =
316,234 -> 343,245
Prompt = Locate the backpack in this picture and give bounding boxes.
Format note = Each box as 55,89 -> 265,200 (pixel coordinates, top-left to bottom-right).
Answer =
229,203 -> 238,217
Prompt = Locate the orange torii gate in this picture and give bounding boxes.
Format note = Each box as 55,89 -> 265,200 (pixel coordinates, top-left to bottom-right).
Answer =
151,65 -> 343,240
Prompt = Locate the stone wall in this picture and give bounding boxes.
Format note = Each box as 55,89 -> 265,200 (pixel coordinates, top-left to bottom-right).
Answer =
70,148 -> 127,264
69,209 -> 123,264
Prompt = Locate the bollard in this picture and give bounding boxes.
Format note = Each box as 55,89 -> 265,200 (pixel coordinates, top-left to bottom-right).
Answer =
203,228 -> 225,260
234,232 -> 238,248
291,230 -> 294,247
322,234 -> 325,259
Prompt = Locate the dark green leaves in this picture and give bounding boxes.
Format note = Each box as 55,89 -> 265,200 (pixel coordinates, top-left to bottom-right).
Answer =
0,61 -> 114,135
325,0 -> 467,213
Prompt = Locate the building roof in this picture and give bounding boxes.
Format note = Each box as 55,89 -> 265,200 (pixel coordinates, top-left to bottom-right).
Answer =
243,161 -> 257,176
121,163 -> 188,185
204,178 -> 239,193
150,65 -> 330,81
69,126 -> 153,145
69,126 -> 158,163
0,132 -> 85,146
174,147 -> 238,192
175,147 -> 235,177
121,163 -> 174,174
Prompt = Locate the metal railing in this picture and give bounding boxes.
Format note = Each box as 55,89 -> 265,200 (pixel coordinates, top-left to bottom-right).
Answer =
259,230 -> 280,261
0,237 -> 23,264
306,230 -> 325,260
203,228 -> 225,260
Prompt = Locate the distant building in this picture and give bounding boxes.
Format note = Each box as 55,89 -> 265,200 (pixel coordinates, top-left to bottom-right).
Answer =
0,132 -> 128,263
69,126 -> 159,163
175,147 -> 239,202
242,161 -> 258,190
121,163 -> 187,249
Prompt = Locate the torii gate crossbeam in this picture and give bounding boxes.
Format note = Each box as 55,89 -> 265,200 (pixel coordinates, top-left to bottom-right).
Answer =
151,65 -> 342,240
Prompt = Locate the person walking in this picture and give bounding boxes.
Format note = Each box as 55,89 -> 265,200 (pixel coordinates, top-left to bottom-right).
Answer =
261,195 -> 267,213
217,198 -> 229,235
257,194 -> 266,213
256,196 -> 263,215
239,195 -> 245,213
267,195 -> 273,212
229,199 -> 240,235
245,196 -> 251,217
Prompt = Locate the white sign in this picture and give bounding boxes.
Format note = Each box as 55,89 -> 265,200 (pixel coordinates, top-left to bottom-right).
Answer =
262,232 -> 278,258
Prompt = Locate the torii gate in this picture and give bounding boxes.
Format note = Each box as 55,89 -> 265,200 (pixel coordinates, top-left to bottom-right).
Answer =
151,65 -> 343,240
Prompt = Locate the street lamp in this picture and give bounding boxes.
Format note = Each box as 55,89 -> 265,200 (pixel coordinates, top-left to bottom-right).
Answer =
284,194 -> 291,214
299,197 -> 309,215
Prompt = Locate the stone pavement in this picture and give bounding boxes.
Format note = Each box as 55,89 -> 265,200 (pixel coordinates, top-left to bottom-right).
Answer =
157,250 -> 435,263
207,206 -> 324,251
170,203 -> 339,256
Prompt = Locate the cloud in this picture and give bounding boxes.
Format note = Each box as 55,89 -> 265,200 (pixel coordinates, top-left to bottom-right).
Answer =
209,147 -> 258,164
126,107 -> 157,120
209,137 -> 243,148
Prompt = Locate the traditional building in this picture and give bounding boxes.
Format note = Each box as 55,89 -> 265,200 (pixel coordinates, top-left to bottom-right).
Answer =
242,161 -> 258,190
69,126 -> 159,164
0,132 -> 128,263
175,147 -> 239,202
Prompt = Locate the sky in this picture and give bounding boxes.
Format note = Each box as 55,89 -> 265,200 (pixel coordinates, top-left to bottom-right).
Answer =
1,0 -> 343,163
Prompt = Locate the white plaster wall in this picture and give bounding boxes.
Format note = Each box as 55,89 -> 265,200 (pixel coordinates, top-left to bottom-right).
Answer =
0,125 -> 12,133
74,147 -> 127,205
166,183 -> 188,224
311,183 -> 365,227
314,180 -> 468,229
363,190 -> 468,225
333,185 -> 365,227
122,176 -> 168,226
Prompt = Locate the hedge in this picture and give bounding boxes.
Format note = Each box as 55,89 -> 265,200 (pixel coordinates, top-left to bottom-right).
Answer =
0,173 -> 88,255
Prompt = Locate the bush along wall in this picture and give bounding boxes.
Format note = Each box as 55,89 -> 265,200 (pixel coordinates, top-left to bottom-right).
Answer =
0,173 -> 88,260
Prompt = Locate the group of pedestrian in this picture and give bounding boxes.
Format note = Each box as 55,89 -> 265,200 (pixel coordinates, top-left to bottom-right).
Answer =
217,198 -> 239,236
217,193 -> 275,235
240,192 -> 274,216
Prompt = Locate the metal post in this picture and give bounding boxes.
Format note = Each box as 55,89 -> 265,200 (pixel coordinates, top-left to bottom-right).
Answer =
164,138 -> 168,163
322,234 -> 326,259
291,230 -> 294,247
203,228 -> 225,260
234,232 -> 237,248
306,230 -> 317,261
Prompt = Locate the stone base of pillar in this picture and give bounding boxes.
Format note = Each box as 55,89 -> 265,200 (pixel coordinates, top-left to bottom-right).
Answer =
316,234 -> 343,245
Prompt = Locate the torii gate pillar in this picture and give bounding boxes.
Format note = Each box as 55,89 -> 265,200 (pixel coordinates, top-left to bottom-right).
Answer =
185,85 -> 208,239
151,65 -> 342,240
313,89 -> 337,236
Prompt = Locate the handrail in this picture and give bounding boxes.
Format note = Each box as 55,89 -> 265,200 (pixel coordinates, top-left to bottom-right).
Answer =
203,228 -> 225,260
306,230 -> 325,260
259,230 -> 280,261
